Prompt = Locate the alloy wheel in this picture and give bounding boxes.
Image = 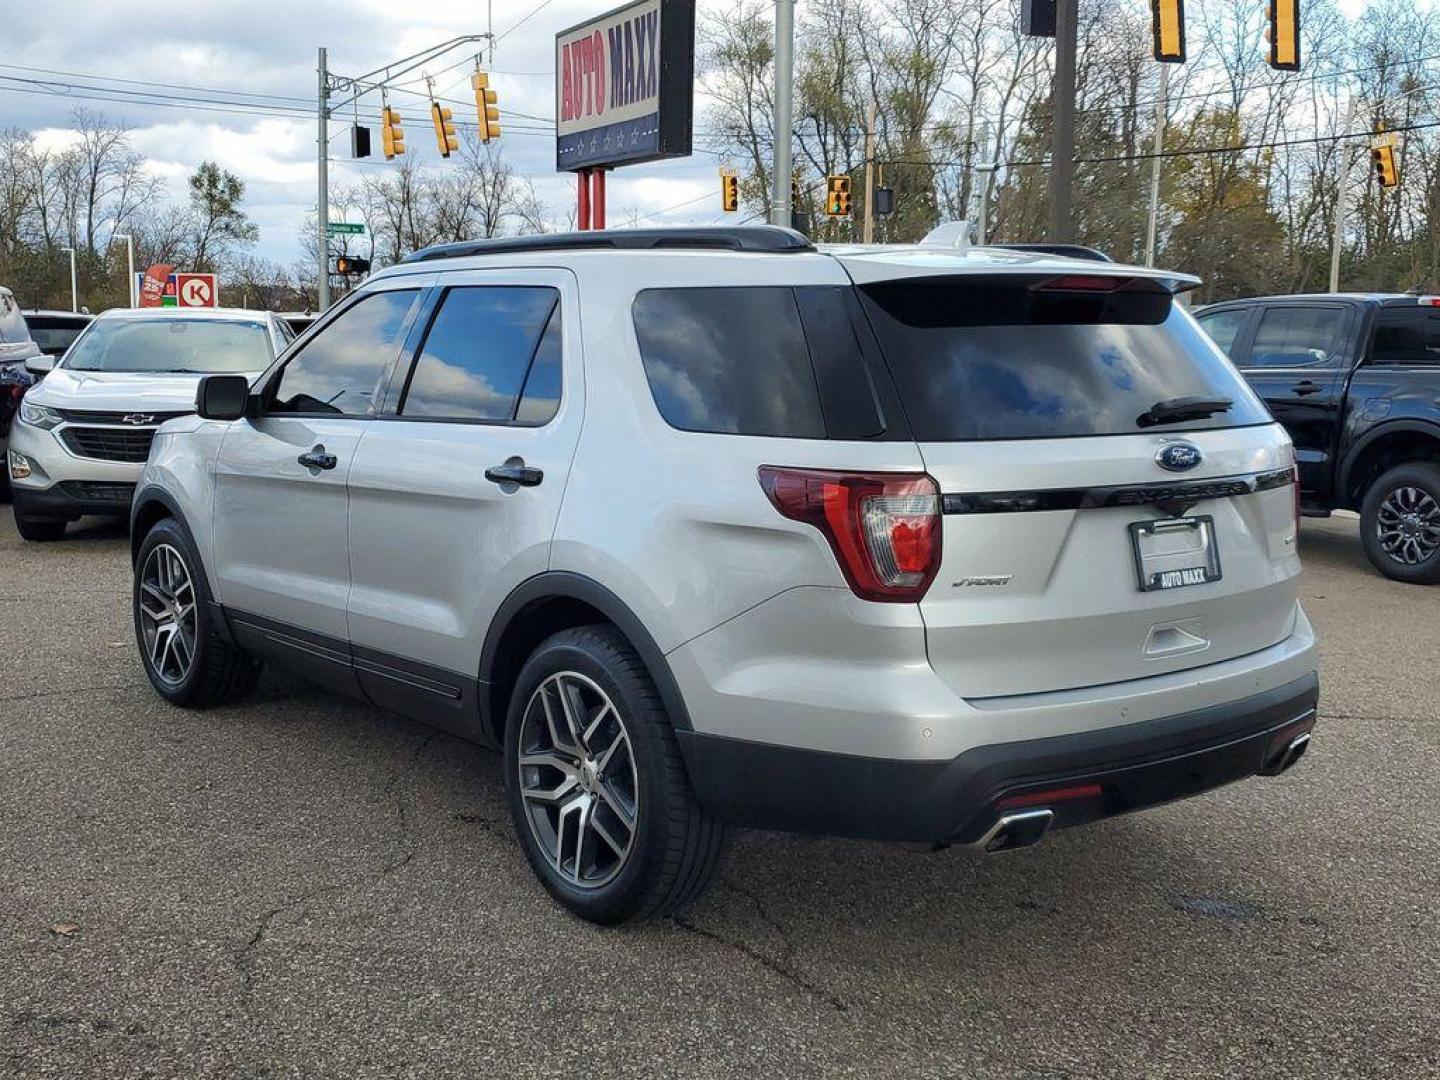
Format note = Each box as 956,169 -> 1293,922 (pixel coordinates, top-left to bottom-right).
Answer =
516,671 -> 639,889
137,543 -> 198,685
1376,485 -> 1440,566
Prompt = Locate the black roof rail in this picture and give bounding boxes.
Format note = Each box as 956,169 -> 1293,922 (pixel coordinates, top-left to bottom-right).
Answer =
987,242 -> 1113,263
403,225 -> 815,263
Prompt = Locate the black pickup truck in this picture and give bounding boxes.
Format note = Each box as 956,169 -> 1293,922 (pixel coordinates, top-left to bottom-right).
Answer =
1196,293 -> 1440,583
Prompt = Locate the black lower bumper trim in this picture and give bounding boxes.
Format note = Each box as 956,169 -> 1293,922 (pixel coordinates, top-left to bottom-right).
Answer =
14,482 -> 134,519
675,672 -> 1319,844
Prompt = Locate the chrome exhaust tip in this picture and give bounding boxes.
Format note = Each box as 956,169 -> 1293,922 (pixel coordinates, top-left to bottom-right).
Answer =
1260,731 -> 1311,776
976,808 -> 1055,853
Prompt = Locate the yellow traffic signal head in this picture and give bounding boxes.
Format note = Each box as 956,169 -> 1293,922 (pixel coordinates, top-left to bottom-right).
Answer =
1268,0 -> 1300,70
825,175 -> 852,217
1150,0 -> 1185,63
472,71 -> 501,143
721,173 -> 739,212
431,103 -> 458,157
381,107 -> 405,160
1372,144 -> 1399,188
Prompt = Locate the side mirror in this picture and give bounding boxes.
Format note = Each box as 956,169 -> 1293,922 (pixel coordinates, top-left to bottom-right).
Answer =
196,374 -> 251,421
23,353 -> 54,376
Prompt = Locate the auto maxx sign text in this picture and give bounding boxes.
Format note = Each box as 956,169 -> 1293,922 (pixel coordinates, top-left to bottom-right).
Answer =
555,0 -> 694,172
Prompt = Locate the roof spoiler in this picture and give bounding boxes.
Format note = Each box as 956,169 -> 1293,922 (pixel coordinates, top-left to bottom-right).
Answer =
989,242 -> 1113,263
404,226 -> 815,263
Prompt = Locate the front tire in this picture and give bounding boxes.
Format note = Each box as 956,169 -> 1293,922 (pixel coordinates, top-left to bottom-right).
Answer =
133,517 -> 261,705
1360,463 -> 1440,584
504,625 -> 724,924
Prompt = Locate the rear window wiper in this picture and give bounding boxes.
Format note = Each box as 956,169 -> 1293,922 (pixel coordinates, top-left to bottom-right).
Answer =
1137,396 -> 1233,428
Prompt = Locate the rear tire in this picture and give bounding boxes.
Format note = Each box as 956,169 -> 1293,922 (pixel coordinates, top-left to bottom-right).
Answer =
133,517 -> 261,706
1360,462 -> 1440,585
13,503 -> 66,542
504,625 -> 724,924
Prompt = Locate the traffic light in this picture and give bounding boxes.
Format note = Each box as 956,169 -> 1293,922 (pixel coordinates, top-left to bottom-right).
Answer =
351,125 -> 371,159
381,107 -> 405,160
1021,0 -> 1056,37
1372,143 -> 1399,189
473,71 -> 501,143
825,175 -> 852,217
1150,0 -> 1185,63
874,186 -> 895,216
335,255 -> 371,276
1267,0 -> 1300,71
721,172 -> 739,212
431,102 -> 459,158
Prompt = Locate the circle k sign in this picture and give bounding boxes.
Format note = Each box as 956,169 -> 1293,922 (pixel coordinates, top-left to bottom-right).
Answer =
176,273 -> 218,308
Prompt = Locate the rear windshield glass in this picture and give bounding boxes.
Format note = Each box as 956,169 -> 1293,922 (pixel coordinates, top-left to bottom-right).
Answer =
860,276 -> 1270,441
63,317 -> 272,374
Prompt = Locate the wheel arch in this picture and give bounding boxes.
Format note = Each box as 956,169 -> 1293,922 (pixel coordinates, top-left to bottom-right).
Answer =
479,572 -> 692,749
130,485 -> 187,567
1338,420 -> 1440,509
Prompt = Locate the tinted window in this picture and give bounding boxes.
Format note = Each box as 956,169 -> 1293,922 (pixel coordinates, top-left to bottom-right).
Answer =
633,287 -> 825,437
859,276 -> 1270,441
0,293 -> 32,345
1247,306 -> 1346,368
63,317 -> 273,374
271,290 -> 418,415
515,305 -> 562,424
1196,308 -> 1248,359
401,286 -> 558,421
1370,308 -> 1440,365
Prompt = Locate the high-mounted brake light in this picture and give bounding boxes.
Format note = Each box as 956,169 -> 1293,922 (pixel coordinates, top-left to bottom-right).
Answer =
1034,274 -> 1132,293
1418,296 -> 1440,307
758,467 -> 942,602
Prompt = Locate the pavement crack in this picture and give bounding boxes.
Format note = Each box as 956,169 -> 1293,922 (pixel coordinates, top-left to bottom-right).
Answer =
379,730 -> 438,876
671,884 -> 847,1013
1321,710 -> 1435,724
0,684 -> 142,704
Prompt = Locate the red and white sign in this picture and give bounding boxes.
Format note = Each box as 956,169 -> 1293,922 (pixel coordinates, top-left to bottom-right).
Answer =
139,264 -> 174,308
175,273 -> 217,308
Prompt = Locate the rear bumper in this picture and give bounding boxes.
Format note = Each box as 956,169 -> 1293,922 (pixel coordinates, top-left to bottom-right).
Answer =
675,671 -> 1319,844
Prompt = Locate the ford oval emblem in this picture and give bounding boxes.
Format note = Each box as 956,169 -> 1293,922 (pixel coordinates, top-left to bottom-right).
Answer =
1157,442 -> 1203,472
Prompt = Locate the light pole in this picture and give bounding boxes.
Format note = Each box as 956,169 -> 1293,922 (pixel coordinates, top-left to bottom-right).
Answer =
112,233 -> 136,307
1144,63 -> 1170,268
770,0 -> 795,228
61,247 -> 77,313
1049,0 -> 1078,243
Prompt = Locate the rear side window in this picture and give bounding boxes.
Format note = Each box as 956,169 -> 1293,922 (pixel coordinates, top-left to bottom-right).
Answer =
1369,308 -> 1440,366
859,275 -> 1270,441
1195,308 -> 1248,359
400,286 -> 559,422
1247,306 -> 1346,368
271,289 -> 418,415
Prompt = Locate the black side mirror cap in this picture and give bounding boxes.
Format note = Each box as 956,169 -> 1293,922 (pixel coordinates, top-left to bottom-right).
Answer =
196,374 -> 251,421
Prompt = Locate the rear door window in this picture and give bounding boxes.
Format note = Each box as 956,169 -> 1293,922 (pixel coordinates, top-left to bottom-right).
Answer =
858,275 -> 1270,441
1369,307 -> 1440,366
1246,306 -> 1347,368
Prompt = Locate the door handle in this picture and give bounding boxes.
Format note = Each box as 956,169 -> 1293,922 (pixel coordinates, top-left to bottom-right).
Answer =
297,446 -> 338,471
1291,380 -> 1323,396
485,457 -> 544,488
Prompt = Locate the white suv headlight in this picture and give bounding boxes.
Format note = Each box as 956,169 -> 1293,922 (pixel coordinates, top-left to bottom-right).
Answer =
18,401 -> 63,430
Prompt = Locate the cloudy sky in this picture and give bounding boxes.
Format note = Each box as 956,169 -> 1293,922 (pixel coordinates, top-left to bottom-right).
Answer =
3,0 -> 734,266
3,0 -> 1374,268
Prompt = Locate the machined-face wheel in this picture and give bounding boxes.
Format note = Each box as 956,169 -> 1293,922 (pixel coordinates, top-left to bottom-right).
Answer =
1376,485 -> 1440,566
137,542 -> 198,686
516,671 -> 639,890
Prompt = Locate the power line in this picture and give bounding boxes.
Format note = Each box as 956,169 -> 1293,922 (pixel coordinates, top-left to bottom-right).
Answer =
497,0 -> 560,44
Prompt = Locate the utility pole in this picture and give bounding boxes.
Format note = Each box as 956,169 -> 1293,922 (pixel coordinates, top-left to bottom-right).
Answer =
1330,98 -> 1358,294
1049,0 -> 1078,243
863,101 -> 877,244
771,0 -> 795,228
974,120 -> 994,246
62,247 -> 77,313
317,47 -> 331,310
1144,64 -> 1170,268
113,234 -> 135,307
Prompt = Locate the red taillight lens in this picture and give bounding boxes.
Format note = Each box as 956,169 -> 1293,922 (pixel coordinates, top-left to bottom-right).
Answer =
759,467 -> 942,602
1034,274 -> 1131,293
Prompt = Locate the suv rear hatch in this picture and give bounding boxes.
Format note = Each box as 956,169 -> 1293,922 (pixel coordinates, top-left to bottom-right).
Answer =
852,266 -> 1300,699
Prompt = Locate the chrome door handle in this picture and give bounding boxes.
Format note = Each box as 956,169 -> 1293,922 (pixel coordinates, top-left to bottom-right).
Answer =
485,458 -> 543,487
298,446 -> 338,471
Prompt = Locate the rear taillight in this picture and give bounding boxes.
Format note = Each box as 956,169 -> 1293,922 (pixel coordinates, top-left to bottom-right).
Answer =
758,467 -> 942,602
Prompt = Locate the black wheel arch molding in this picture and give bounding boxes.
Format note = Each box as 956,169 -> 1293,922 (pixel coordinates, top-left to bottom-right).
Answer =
1337,418 -> 1440,505
479,571 -> 694,749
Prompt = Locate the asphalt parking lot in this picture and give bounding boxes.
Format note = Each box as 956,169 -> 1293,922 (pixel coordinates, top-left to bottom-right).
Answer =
1,512 -> 1436,1079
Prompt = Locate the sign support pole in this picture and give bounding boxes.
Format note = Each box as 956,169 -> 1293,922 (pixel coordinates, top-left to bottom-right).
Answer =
770,0 -> 795,228
593,169 -> 606,229
317,46 -> 331,310
578,169 -> 591,230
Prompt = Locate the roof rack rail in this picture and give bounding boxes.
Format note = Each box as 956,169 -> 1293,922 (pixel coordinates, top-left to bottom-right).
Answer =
987,242 -> 1113,263
403,225 -> 814,263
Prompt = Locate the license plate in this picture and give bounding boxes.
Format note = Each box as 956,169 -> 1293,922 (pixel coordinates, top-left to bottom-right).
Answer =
1129,515 -> 1222,592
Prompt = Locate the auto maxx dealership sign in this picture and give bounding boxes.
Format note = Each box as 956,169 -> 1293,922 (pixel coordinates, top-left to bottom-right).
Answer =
555,0 -> 694,172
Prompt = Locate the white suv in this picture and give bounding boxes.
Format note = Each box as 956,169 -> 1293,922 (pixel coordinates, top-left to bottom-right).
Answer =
9,306 -> 290,540
129,227 -> 1319,923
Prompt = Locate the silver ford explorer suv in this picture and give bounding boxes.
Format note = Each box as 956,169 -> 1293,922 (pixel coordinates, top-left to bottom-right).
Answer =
9,306 -> 290,540
128,226 -> 1319,924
